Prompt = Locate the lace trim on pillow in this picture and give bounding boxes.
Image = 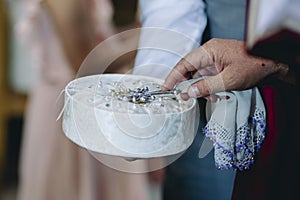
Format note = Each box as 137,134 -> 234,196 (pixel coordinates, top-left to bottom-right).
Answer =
203,107 -> 266,170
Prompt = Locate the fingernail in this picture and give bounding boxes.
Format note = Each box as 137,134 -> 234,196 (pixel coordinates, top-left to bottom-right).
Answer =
188,86 -> 200,98
180,93 -> 190,101
161,83 -> 170,91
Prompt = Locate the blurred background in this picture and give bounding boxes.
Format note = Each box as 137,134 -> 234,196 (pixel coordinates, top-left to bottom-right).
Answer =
0,1 -> 163,200
1,0 -> 27,197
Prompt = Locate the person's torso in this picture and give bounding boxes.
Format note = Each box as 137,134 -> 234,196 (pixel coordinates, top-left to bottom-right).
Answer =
203,0 -> 247,41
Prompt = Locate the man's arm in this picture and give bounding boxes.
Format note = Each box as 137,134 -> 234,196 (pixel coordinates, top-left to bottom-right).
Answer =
133,0 -> 207,79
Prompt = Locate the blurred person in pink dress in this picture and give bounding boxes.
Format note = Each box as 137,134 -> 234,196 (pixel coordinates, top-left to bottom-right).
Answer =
16,0 -> 151,199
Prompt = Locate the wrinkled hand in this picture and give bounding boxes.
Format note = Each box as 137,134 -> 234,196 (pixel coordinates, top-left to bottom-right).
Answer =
163,39 -> 290,99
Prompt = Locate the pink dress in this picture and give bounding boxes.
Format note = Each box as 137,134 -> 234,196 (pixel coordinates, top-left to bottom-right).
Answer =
17,0 -> 150,199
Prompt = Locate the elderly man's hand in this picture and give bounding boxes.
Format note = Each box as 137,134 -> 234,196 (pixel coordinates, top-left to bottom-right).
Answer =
163,39 -> 290,99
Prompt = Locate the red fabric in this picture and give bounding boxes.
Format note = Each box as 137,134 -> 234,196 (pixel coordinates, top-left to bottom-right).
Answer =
259,86 -> 277,163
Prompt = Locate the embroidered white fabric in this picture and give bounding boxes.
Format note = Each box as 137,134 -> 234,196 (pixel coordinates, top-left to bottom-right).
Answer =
62,74 -> 266,169
204,88 -> 266,170
62,74 -> 199,159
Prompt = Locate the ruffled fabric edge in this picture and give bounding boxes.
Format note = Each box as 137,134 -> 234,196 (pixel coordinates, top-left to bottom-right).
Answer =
203,107 -> 266,170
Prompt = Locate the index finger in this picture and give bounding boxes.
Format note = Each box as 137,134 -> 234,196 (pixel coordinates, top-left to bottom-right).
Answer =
163,46 -> 213,90
162,58 -> 194,90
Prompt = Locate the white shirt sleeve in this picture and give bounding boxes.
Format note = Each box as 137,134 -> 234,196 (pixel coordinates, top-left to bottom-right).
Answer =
133,0 -> 207,79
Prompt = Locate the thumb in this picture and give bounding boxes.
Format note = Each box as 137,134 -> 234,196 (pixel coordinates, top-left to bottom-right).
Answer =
187,74 -> 226,98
